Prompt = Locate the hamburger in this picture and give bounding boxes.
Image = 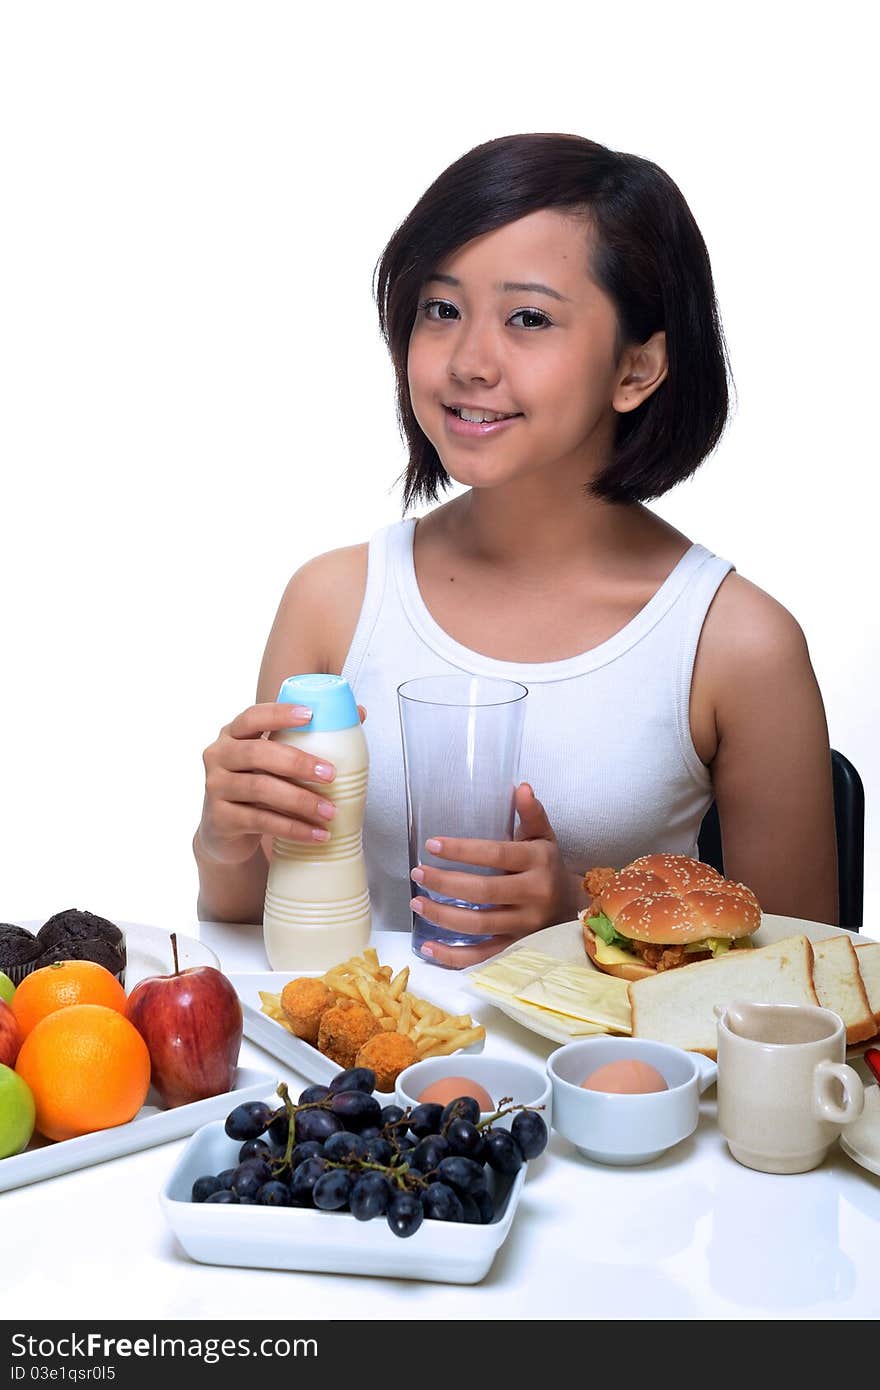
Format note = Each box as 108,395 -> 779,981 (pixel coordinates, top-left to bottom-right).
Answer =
580,853 -> 761,981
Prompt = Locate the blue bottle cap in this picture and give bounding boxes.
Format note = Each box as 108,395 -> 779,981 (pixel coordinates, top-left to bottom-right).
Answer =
276,674 -> 360,733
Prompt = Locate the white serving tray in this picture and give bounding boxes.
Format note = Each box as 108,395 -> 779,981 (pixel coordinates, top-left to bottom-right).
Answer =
160,1117 -> 525,1284
0,1067 -> 277,1193
230,971 -> 484,1102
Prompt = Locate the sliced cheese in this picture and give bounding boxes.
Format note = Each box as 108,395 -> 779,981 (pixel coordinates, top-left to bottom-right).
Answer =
515,965 -> 632,1033
593,938 -> 638,968
505,1001 -> 608,1036
468,949 -> 563,998
470,944 -> 635,1033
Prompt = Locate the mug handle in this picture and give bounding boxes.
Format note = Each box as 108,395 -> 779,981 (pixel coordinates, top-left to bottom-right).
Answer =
812,1061 -> 865,1125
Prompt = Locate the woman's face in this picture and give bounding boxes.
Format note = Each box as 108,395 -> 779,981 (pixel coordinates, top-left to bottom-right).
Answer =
407,208 -> 643,492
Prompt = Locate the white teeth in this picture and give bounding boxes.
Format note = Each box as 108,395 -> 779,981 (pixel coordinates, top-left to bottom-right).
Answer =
452,407 -> 517,423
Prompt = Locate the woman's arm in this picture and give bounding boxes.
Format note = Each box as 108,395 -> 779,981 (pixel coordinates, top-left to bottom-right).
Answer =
196,544 -> 367,922
692,575 -> 839,924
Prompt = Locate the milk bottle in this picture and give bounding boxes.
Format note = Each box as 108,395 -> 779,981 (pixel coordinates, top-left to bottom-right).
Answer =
263,674 -> 371,970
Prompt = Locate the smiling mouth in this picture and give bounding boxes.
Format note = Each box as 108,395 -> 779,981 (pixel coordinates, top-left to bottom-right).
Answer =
444,406 -> 524,422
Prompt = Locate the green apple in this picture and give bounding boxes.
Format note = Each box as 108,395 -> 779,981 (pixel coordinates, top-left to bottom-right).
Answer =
0,1063 -> 35,1159
0,972 -> 14,1004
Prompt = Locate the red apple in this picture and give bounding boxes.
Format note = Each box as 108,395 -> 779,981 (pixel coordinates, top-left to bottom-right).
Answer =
0,998 -> 22,1068
125,934 -> 243,1108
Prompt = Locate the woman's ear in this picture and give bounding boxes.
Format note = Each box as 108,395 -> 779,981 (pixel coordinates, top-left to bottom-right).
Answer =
613,330 -> 668,414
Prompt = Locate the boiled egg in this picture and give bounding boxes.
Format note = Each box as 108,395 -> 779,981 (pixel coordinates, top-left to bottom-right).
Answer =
418,1075 -> 495,1111
580,1059 -> 668,1094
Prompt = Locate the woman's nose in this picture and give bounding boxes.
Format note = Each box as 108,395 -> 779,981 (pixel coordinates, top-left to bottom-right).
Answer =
446,314 -> 501,383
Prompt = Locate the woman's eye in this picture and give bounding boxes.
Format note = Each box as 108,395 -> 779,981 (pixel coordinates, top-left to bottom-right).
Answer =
509,308 -> 551,330
418,299 -> 551,330
419,299 -> 457,321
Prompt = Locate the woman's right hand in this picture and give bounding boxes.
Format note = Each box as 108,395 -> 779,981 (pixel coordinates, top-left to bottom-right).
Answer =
197,700 -> 367,865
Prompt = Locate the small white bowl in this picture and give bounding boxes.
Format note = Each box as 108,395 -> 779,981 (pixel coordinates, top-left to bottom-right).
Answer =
395,1054 -> 552,1133
547,1037 -> 717,1165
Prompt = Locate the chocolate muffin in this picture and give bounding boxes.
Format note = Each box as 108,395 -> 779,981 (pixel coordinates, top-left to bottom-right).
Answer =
0,923 -> 41,984
35,908 -> 126,984
29,937 -> 127,976
37,908 -> 125,958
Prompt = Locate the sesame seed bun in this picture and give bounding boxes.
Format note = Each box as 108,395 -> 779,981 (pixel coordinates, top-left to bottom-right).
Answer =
581,853 -> 761,978
625,854 -> 726,895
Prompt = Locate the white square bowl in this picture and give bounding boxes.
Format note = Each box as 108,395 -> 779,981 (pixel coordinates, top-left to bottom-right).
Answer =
159,1118 -> 525,1284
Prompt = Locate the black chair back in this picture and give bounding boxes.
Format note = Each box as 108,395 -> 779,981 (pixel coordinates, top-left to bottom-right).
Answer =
697,749 -> 864,931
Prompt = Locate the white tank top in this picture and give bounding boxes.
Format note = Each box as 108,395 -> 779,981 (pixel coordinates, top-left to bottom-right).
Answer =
341,517 -> 734,932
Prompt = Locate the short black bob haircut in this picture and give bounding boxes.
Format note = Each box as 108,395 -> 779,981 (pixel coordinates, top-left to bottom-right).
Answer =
373,132 -> 732,511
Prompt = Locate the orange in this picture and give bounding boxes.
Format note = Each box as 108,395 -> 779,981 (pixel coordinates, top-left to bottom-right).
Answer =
10,960 -> 126,1039
15,1003 -> 151,1141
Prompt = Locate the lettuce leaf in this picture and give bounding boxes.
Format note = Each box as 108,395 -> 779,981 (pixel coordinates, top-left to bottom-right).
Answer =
585,912 -> 627,947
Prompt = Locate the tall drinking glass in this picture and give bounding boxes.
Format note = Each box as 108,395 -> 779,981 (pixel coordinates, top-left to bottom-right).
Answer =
397,674 -> 528,963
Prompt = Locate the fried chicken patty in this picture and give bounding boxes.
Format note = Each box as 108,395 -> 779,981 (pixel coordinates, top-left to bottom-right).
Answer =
583,866 -> 617,900
627,940 -> 712,971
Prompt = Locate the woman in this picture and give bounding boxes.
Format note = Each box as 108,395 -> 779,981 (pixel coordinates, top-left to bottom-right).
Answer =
194,132 -> 838,967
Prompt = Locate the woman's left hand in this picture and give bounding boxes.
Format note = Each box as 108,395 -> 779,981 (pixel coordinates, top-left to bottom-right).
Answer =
409,783 -> 580,968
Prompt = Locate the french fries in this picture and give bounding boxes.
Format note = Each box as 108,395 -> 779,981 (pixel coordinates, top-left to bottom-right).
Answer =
258,989 -> 293,1031
258,951 -> 486,1064
321,951 -> 485,1059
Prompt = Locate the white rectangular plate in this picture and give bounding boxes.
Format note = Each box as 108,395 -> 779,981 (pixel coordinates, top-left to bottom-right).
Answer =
231,971 -> 483,1103
464,914 -> 868,1047
0,1067 -> 277,1193
160,1118 -> 525,1284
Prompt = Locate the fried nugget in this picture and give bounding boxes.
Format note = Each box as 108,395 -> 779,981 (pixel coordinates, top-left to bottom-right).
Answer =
317,998 -> 381,1069
280,976 -> 335,1045
355,1031 -> 419,1093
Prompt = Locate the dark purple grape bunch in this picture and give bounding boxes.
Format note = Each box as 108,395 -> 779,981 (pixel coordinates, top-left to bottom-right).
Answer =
189,1068 -> 548,1238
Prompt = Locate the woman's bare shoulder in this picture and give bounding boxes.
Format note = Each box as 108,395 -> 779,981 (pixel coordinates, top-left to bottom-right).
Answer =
694,572 -> 837,923
702,571 -> 810,666
272,542 -> 370,675
690,571 -> 813,765
291,541 -> 369,591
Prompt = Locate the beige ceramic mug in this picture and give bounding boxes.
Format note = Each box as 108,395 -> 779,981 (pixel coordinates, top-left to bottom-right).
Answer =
715,1000 -> 864,1174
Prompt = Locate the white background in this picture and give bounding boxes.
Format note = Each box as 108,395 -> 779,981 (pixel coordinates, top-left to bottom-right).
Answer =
0,1 -> 876,931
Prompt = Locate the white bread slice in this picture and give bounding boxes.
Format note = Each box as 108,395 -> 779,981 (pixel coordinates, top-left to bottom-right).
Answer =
854,941 -> 880,1030
628,935 -> 818,1059
810,935 -> 876,1045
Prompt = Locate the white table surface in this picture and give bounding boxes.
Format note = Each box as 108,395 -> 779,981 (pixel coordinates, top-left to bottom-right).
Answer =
4,920 -> 880,1322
